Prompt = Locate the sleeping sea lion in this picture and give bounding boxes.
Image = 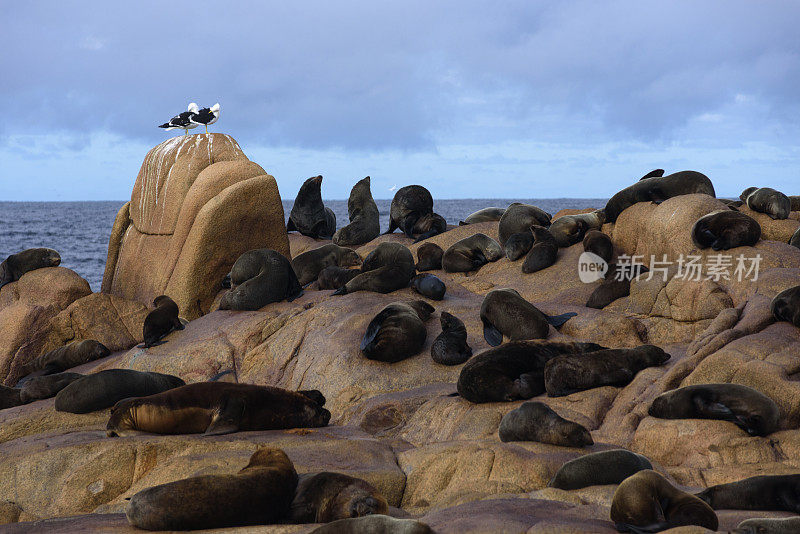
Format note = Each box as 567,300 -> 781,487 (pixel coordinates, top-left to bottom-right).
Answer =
459,207 -> 505,225
290,472 -> 388,524
412,212 -> 447,242
741,187 -> 791,220
696,474 -> 800,513
220,249 -> 303,310
691,210 -> 761,250
480,288 -> 576,346
734,517 -> 800,534
19,339 -> 110,376
415,243 -> 444,271
604,170 -> 715,223
441,233 -> 503,273
521,225 -> 558,274
504,231 -> 534,261
548,211 -> 605,248
410,273 -> 446,300
291,244 -> 362,286
583,230 -> 614,265
317,266 -> 360,290
55,369 -> 185,414
498,401 -> 593,447
431,311 -> 472,365
385,185 -> 434,238
770,285 -> 800,326
18,372 -> 83,403
498,203 -> 552,245
333,176 -> 381,246
333,242 -> 415,295
0,385 -> 21,410
790,227 -> 800,249
548,449 -> 653,490
361,301 -> 434,363
287,175 -> 336,239
0,248 -> 61,289
141,295 -> 184,348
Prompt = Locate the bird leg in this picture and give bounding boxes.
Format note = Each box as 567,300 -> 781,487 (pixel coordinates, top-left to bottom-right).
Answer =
205,125 -> 208,134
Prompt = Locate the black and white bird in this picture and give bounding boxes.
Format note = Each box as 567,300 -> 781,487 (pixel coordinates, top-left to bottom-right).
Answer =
158,103 -> 200,135
189,103 -> 221,133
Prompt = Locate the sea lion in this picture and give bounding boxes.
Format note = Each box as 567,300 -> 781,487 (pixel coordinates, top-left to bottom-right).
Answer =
691,210 -> 761,250
290,472 -> 388,524
604,170 -> 716,223
548,211 -> 606,248
770,285 -> 800,326
140,295 -> 184,348
126,447 -> 298,530
791,195 -> 800,212
504,231 -> 534,261
333,176 -> 381,246
583,230 -> 614,265
441,233 -> 503,273
720,198 -> 744,209
412,212 -> 447,242
385,185 -> 434,238
318,266 -> 361,290
586,264 -> 648,309
18,372 -> 82,403
431,311 -> 472,365
297,389 -> 327,407
521,225 -> 558,274
696,474 -> 800,513
287,175 -> 336,239
498,203 -> 552,245
0,385 -> 21,410
0,248 -> 61,289
791,227 -> 800,249
734,517 -> 800,534
544,345 -> 669,397
410,273 -> 446,300
741,187 -> 791,220
498,401 -> 593,447
456,340 -> 606,403
639,169 -> 665,180
648,383 -> 779,436
219,248 -> 303,310
415,243 -> 444,271
309,515 -> 434,534
333,242 -> 415,295
611,470 -> 718,532
55,369 -> 185,414
19,339 -> 110,376
548,449 -> 653,490
291,244 -> 362,286
480,288 -> 577,346
360,301 -> 434,363
459,207 -> 506,225
107,382 -> 331,436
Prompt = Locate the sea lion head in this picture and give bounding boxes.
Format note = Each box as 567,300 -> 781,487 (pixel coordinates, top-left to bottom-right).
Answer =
91,341 -> 111,360
304,403 -> 332,428
242,447 -> 294,472
560,421 -> 594,448
407,300 -> 435,321
439,311 -> 461,331
637,345 -> 670,365
152,294 -> 176,308
348,495 -> 387,518
739,186 -> 758,202
338,248 -> 363,268
106,398 -> 138,437
43,248 -> 62,267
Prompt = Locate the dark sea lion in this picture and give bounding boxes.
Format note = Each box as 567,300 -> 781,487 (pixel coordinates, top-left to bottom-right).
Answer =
696,474 -> 800,513
504,231 -> 534,261
290,472 -> 388,524
107,382 -> 330,436
412,212 -> 447,242
791,227 -> 800,249
498,203 -> 552,245
734,517 -> 800,534
410,273 -> 446,300
55,369 -> 185,414
318,266 -> 360,290
611,470 -> 718,532
548,211 -> 606,248
431,311 -> 472,366
0,247 -> 61,289
498,401 -> 593,447
126,447 -> 298,530
309,515 -> 434,534
360,301 -> 434,363
459,207 -> 506,225
415,243 -> 444,271
333,176 -> 381,246
441,233 -> 503,273
18,372 -> 82,403
297,389 -> 326,407
480,288 -> 577,346
385,185 -> 434,238
292,244 -> 362,286
548,449 -> 653,490
720,198 -> 744,209
287,175 -> 337,239
648,383 -> 779,436
770,285 -> 800,326
790,195 -> 800,212
741,187 -> 791,220
544,345 -> 669,397
333,242 -> 415,296
0,385 -> 21,410
691,210 -> 761,250
140,295 -> 184,348
639,169 -> 665,180
583,230 -> 614,265
521,225 -> 558,274
219,248 -> 303,310
456,340 -> 606,403
604,170 -> 716,223
20,339 -> 110,376
586,264 -> 648,309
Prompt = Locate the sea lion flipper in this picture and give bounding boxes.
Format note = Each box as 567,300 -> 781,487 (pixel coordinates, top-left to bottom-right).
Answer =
400,213 -> 419,238
546,312 -> 577,328
332,286 -> 347,296
205,395 -> 245,436
360,313 -> 388,352
483,322 -> 503,347
692,396 -> 734,419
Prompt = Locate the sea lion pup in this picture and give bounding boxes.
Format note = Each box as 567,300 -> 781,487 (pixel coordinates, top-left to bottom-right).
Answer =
0,385 -> 21,410
412,212 -> 448,242
770,285 -> 800,326
287,175 -> 337,239
126,447 -> 298,530
791,226 -> 800,249
522,225 -> 558,274
504,231 -> 534,261
583,230 -> 614,265
480,288 -> 577,346
498,203 -> 552,245
19,339 -> 110,376
498,401 -> 593,447
140,295 -> 184,348
290,472 -> 388,524
696,474 -> 800,513
106,382 -> 331,436
318,266 -> 360,290
648,384 -> 779,437
604,170 -> 716,223
741,186 -> 791,220
459,206 -> 506,225
611,470 -> 718,533
360,301 -> 434,363
410,273 -> 446,300
734,517 -> 800,534
456,340 -> 606,403
18,372 -> 82,403
219,248 -> 303,310
544,345 -> 669,397
441,233 -> 503,273
548,449 -> 653,490
385,185 -> 434,238
415,243 -> 444,271
333,176 -> 381,246
548,210 -> 606,248
55,369 -> 185,414
431,311 -> 472,365
310,515 -> 434,534
291,244 -> 362,286
333,242 -> 415,295
639,168 -> 665,180
691,210 -> 761,250
0,247 -> 61,289
586,264 -> 648,309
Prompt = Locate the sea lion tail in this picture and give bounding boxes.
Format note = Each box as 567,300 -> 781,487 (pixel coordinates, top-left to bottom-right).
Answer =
546,312 -> 577,327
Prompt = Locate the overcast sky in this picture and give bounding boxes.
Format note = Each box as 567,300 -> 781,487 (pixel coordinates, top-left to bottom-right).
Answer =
1,1 -> 798,200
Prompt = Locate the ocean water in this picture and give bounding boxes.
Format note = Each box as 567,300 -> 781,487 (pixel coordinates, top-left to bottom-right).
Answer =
0,198 -> 606,292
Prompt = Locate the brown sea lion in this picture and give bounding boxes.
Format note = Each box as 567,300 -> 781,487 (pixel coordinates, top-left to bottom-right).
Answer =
498,203 -> 552,245
140,295 -> 184,348
18,372 -> 82,403
55,369 -> 185,414
441,233 -> 503,273
544,345 -> 669,397
548,449 -> 653,490
0,385 -> 21,410
0,247 -> 61,289
791,226 -> 800,249
691,210 -> 761,250
126,447 -> 298,530
412,212 -> 447,242
431,311 -> 472,366
696,474 -> 800,513
648,383 -> 779,436
287,175 -> 337,239
290,472 -> 388,524
291,244 -> 362,286
611,470 -> 718,532
583,230 -> 614,265
333,176 -> 381,246
361,301 -> 434,363
20,339 -> 110,376
504,231 -> 534,261
741,187 -> 791,220
498,401 -> 593,447
521,225 -> 558,274
771,285 -> 800,326
459,207 -> 505,225
415,243 -> 444,271
219,249 -> 303,310
548,211 -> 606,248
318,266 -> 360,290
409,273 -> 446,300
480,288 -> 577,346
309,515 -> 434,534
333,242 -> 415,296
456,340 -> 606,403
639,169 -> 665,180
734,517 -> 800,534
586,264 -> 648,309
385,185 -> 434,238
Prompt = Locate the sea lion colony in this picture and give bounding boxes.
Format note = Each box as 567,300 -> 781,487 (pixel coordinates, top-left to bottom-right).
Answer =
2,170 -> 800,532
